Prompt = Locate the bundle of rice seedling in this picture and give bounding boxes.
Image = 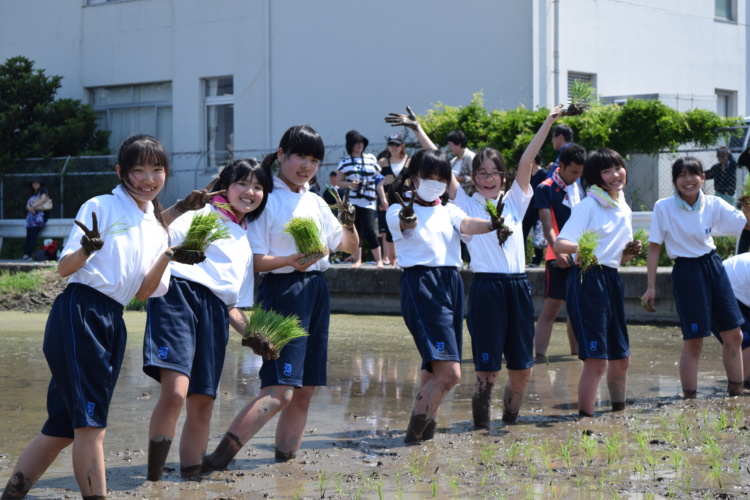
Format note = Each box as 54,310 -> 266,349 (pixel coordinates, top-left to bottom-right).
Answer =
485,197 -> 513,246
562,81 -> 601,116
576,229 -> 600,277
284,217 -> 328,265
242,305 -> 308,360
623,228 -> 647,256
174,211 -> 230,262
739,176 -> 750,207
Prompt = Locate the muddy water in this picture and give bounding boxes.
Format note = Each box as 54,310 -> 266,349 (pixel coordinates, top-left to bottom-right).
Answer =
0,312 -> 737,498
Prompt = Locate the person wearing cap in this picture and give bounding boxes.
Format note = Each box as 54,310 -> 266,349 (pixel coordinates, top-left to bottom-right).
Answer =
705,146 -> 739,206
378,133 -> 410,267
22,178 -> 50,260
337,130 -> 384,268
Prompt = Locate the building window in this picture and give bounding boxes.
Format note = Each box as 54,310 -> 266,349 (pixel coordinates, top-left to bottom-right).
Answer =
715,89 -> 736,117
715,0 -> 736,21
205,77 -> 234,170
567,72 -> 596,100
90,82 -> 173,155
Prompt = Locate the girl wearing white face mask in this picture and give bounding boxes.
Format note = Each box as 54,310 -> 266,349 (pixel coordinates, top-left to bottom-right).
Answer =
385,148 -> 502,443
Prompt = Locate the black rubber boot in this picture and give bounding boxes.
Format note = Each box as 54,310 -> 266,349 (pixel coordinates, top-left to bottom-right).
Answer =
403,414 -> 430,444
201,432 -> 243,471
147,435 -> 173,482
274,448 -> 297,463
1,472 -> 32,500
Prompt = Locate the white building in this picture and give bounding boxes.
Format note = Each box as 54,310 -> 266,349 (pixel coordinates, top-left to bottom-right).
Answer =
0,0 -> 747,194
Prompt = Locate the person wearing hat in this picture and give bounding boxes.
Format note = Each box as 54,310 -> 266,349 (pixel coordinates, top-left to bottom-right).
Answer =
22,178 -> 50,260
705,146 -> 739,206
378,133 -> 410,267
337,130 -> 384,268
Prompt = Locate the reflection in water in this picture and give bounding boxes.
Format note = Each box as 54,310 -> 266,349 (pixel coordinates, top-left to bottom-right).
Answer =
0,313 -> 728,484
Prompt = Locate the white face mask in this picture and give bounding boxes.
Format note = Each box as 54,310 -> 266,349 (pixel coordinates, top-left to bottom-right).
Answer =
416,178 -> 447,202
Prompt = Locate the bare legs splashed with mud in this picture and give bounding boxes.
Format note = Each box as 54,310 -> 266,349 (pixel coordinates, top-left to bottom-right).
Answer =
404,360 -> 460,444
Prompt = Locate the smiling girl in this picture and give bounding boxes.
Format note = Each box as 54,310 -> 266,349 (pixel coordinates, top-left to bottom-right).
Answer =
553,148 -> 641,417
143,158 -> 271,480
642,157 -> 750,398
202,125 -> 359,470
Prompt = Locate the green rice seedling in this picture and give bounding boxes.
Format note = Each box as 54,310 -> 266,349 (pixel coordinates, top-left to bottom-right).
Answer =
579,431 -> 598,465
669,448 -> 685,472
332,474 -> 344,496
676,413 -> 691,446
733,405 -> 744,428
604,434 -> 624,465
242,305 -> 308,360
376,480 -> 384,500
407,450 -> 428,477
708,459 -> 723,488
180,211 -> 230,253
100,216 -> 131,237
634,429 -> 649,455
479,442 -> 498,469
317,469 -> 328,498
714,411 -> 729,431
505,441 -> 523,464
576,229 -> 600,279
484,197 -> 513,245
563,80 -> 601,116
431,478 -> 438,498
445,475 -> 459,497
284,217 -> 328,264
559,437 -> 573,470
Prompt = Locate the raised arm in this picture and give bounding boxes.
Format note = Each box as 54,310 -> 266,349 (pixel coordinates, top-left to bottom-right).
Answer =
516,105 -> 564,194
384,106 -> 438,151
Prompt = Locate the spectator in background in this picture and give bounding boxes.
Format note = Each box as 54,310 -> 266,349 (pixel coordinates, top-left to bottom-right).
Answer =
22,178 -> 50,260
522,153 -> 548,266
705,146 -> 739,206
446,130 -> 475,194
322,170 -> 345,217
545,124 -> 574,178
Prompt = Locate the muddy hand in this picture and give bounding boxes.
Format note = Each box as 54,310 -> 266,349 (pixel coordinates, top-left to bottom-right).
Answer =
395,192 -> 418,229
176,189 -> 225,213
385,105 -> 419,131
75,212 -> 104,255
171,246 -> 206,265
641,294 -> 656,313
332,187 -> 356,228
623,239 -> 643,256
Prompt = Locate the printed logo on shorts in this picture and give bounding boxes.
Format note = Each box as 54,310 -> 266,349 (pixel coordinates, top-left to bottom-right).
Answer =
481,352 -> 489,364
588,341 -> 598,352
705,227 -> 712,235
158,346 -> 169,360
690,323 -> 698,333
283,363 -> 293,376
435,342 -> 445,354
87,402 -> 95,416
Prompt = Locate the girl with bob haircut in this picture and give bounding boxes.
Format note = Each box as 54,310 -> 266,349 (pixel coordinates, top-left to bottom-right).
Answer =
143,158 -> 271,480
203,125 -> 359,470
554,148 -> 641,417
385,147 -> 504,443
642,156 -> 750,398
2,134 -> 212,499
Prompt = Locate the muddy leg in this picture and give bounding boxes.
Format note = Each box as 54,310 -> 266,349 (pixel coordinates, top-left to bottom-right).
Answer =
728,381 -> 744,397
2,472 -> 32,500
679,338 -> 703,398
146,435 -> 173,481
503,368 -> 531,424
180,464 -> 203,477
274,448 -> 297,463
420,419 -> 438,441
201,432 -> 243,471
404,414 -> 430,444
606,357 -> 629,412
472,374 -> 494,429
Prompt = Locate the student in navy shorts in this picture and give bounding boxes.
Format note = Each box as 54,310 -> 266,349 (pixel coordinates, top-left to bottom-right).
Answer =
554,148 -> 642,417
718,253 -> 750,388
143,158 -> 271,480
1,135 -> 211,500
202,125 -> 359,470
642,157 -> 750,398
384,143 -> 502,443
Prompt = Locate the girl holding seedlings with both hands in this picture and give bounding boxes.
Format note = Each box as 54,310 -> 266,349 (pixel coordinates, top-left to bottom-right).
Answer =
642,157 -> 750,398
383,142 -> 506,442
202,125 -> 359,470
553,148 -> 641,417
143,158 -> 271,480
1,134 -> 212,500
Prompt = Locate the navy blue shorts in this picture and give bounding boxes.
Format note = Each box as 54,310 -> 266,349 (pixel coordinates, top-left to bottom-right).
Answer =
400,266 -> 464,372
673,251 -> 744,340
143,277 -> 229,397
566,266 -> 630,361
712,301 -> 750,350
467,273 -> 535,371
42,284 -> 126,438
255,272 -> 330,388
545,260 -> 571,300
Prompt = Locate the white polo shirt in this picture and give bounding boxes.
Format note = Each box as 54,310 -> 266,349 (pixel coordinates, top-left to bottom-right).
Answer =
723,253 -> 750,308
557,195 -> 633,269
386,200 -> 469,269
168,204 -> 254,308
649,195 -> 746,259
61,185 -> 170,306
248,177 -> 343,274
451,181 -> 532,273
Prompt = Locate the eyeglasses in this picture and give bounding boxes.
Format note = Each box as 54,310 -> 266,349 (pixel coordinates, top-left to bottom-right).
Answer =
475,172 -> 503,180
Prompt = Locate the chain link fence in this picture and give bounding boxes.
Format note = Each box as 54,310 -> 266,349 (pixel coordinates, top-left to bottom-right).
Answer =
3,143 -> 744,219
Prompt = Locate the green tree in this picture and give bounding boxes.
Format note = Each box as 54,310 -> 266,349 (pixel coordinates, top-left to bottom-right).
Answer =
0,56 -> 109,169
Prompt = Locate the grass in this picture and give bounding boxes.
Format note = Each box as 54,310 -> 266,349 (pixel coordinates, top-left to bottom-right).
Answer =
0,269 -> 44,293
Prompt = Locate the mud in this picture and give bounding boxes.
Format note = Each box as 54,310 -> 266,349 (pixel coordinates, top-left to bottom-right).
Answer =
1,312 -> 749,499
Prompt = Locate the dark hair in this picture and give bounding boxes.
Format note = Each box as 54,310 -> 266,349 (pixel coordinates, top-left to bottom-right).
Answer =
28,178 -> 44,196
328,170 -> 338,178
471,148 -> 508,188
207,158 -> 271,223
552,124 -> 574,142
117,134 -> 169,231
671,157 -> 704,185
387,149 -> 451,205
583,148 -> 627,189
345,130 -> 369,155
260,125 -> 325,192
445,130 -> 468,148
534,153 -> 542,166
559,144 -> 586,167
